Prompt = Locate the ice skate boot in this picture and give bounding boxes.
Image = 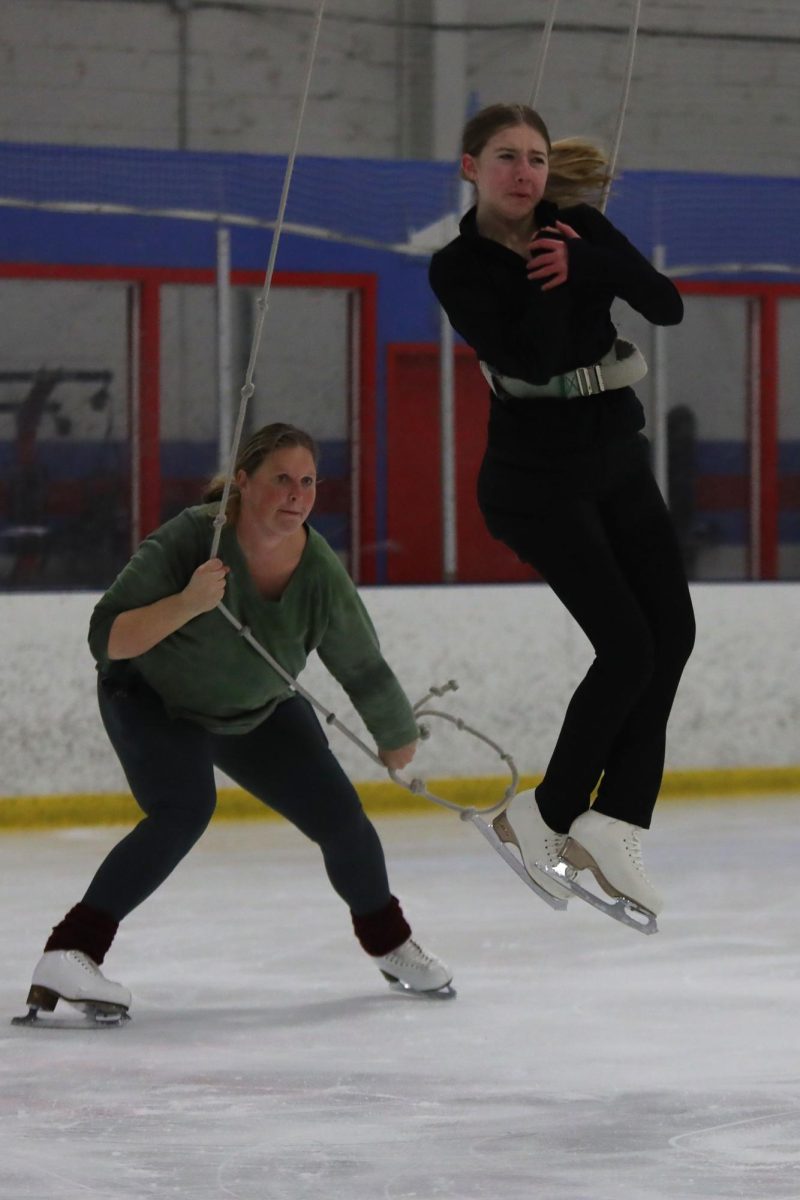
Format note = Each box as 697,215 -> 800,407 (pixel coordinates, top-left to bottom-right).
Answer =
563,811 -> 663,918
492,788 -> 571,901
373,937 -> 455,998
13,950 -> 132,1026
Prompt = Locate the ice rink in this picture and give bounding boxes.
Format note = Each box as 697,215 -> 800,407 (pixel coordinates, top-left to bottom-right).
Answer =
2,797 -> 799,1200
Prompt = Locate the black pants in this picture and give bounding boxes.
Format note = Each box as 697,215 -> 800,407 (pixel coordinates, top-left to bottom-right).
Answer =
84,680 -> 392,920
479,434 -> 695,833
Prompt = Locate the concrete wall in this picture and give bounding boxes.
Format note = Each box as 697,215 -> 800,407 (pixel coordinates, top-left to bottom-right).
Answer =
465,0 -> 800,174
1,582 -> 797,799
0,0 -> 798,173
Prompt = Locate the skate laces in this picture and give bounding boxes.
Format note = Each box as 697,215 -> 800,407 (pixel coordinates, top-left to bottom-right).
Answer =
622,828 -> 649,879
543,832 -> 567,865
381,938 -> 434,968
401,939 -> 433,966
67,950 -> 103,975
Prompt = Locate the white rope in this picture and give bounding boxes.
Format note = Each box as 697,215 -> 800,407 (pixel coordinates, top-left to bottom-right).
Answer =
526,0 -> 642,212
210,0 -> 327,559
199,0 -> 517,818
600,0 -> 643,213
204,0 -> 643,820
216,602 -> 517,819
528,0 -> 560,109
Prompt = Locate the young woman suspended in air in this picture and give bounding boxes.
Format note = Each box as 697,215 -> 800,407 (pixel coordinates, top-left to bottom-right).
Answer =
429,103 -> 695,920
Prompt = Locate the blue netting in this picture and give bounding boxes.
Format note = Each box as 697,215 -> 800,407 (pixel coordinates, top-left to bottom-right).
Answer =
1,141 -> 799,279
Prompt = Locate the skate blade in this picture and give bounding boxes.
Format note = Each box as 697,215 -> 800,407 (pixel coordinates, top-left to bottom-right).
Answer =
539,863 -> 658,935
12,990 -> 131,1028
381,972 -> 457,1000
551,840 -> 659,935
492,811 -> 574,899
11,1008 -> 130,1028
475,814 -> 568,910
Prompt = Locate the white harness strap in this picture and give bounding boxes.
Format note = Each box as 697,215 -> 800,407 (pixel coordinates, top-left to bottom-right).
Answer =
481,339 -> 648,401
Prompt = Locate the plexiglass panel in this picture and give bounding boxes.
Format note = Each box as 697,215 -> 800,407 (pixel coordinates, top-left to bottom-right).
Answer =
159,283 -> 353,561
615,294 -> 751,580
0,279 -> 131,589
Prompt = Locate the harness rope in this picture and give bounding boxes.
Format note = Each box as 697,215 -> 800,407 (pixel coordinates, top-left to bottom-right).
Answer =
204,1 -> 642,821
207,0 -> 515,820
528,0 -> 560,110
601,0 -> 643,213
210,0 -> 326,561
528,0 -> 642,213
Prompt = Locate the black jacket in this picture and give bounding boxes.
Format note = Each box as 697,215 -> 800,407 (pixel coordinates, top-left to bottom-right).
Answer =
429,199 -> 683,464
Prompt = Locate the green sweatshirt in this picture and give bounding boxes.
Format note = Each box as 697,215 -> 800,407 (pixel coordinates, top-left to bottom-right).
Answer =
89,504 -> 418,748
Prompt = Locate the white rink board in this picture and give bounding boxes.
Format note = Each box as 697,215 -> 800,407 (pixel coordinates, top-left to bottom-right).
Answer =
0,582 -> 798,798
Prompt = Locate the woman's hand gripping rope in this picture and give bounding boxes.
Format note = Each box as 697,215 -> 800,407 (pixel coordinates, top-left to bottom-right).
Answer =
183,558 -> 230,617
386,681 -> 518,819
379,742 -> 418,772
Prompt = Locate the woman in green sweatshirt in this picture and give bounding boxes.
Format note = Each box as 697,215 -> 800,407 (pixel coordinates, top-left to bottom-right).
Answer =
21,423 -> 452,1023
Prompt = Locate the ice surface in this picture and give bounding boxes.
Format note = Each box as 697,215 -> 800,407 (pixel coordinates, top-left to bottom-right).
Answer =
2,798 -> 799,1200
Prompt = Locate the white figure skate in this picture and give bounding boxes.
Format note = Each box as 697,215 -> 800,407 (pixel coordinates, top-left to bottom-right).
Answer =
373,937 -> 455,998
491,788 -> 572,903
554,810 -> 662,934
12,950 -> 132,1027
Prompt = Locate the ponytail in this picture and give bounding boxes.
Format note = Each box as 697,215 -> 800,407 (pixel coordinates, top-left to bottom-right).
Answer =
545,137 -> 613,208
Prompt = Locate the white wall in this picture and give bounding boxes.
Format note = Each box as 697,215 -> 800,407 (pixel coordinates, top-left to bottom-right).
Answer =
0,0 -> 798,173
466,0 -> 800,175
0,582 -> 797,799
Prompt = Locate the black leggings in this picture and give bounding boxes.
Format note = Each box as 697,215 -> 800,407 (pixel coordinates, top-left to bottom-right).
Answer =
479,434 -> 695,832
84,680 -> 392,921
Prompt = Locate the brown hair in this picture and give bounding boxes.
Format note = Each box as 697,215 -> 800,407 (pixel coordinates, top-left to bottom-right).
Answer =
460,103 -> 613,209
203,421 -> 319,520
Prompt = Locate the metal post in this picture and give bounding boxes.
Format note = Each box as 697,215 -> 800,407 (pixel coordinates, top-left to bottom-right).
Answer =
651,244 -> 669,504
440,298 -> 457,582
439,176 -> 474,583
128,284 -> 141,551
748,297 -> 761,580
215,225 -> 233,471
348,287 -> 362,584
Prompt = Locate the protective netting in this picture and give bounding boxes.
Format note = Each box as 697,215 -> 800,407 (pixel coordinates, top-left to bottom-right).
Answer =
1,141 -> 799,273
0,142 -> 458,257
